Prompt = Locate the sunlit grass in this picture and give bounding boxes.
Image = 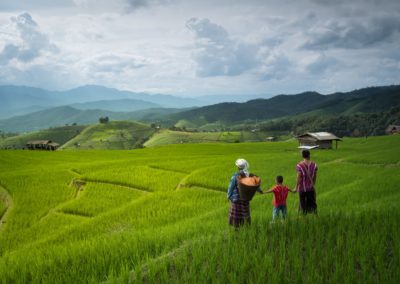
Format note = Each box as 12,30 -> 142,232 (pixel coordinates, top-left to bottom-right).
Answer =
0,135 -> 398,282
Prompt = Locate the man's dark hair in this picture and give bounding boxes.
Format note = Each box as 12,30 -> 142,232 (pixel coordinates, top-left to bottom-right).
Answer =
302,150 -> 310,159
276,175 -> 283,183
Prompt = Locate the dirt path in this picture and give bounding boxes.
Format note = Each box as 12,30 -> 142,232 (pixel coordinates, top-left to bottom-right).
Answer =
0,185 -> 13,231
174,167 -> 207,190
70,179 -> 86,199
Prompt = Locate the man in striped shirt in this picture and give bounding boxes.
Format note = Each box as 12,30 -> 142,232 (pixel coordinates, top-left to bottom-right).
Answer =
296,150 -> 318,214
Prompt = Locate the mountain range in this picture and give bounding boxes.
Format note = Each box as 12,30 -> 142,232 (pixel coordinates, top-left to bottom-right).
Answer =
0,85 -> 271,120
169,85 -> 400,125
0,84 -> 399,133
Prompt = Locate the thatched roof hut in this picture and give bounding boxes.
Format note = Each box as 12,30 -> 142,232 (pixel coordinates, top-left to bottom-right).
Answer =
26,140 -> 60,151
296,132 -> 342,149
385,125 -> 400,135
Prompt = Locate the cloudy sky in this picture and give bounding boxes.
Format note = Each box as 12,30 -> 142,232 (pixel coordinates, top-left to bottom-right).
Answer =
0,0 -> 399,97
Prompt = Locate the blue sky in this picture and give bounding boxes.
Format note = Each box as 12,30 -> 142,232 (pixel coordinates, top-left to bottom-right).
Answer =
0,0 -> 399,97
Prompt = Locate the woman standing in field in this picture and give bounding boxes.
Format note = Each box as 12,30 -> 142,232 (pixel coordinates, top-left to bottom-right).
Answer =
227,159 -> 262,227
296,150 -> 318,214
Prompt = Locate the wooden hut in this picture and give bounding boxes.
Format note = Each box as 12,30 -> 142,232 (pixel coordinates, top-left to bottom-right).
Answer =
385,125 -> 400,135
26,140 -> 60,151
296,132 -> 341,149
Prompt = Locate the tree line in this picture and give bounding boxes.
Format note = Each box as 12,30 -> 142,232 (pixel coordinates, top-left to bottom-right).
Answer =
257,106 -> 400,137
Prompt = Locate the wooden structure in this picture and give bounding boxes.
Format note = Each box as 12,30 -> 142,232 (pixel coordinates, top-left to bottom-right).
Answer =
385,125 -> 400,135
26,140 -> 60,151
296,132 -> 341,149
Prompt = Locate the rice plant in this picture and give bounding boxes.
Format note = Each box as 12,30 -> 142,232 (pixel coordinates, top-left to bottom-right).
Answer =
0,135 -> 398,282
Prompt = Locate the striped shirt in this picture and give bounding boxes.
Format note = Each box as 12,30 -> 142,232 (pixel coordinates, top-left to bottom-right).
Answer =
296,161 -> 317,192
272,185 -> 289,207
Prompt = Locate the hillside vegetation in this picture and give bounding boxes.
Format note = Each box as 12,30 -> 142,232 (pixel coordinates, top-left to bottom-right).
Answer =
61,121 -> 155,150
1,85 -> 399,134
0,122 -> 282,150
169,85 -> 400,127
144,129 -> 283,148
0,106 -> 183,133
0,135 -> 398,282
0,125 -> 85,149
241,106 -> 400,137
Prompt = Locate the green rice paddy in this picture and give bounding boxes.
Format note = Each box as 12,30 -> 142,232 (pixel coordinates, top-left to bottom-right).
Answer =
0,135 -> 399,283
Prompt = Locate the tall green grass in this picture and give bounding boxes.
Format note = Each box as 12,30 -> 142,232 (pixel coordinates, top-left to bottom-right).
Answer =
128,211 -> 399,283
0,135 -> 398,282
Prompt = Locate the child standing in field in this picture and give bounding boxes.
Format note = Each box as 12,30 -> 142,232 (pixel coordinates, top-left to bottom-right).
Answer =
264,176 -> 296,221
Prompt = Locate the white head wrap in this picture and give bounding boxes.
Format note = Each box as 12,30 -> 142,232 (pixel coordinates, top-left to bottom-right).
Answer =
235,158 -> 250,177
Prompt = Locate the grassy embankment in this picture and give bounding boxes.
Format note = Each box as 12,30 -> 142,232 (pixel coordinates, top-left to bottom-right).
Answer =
144,129 -> 283,147
0,135 -> 399,282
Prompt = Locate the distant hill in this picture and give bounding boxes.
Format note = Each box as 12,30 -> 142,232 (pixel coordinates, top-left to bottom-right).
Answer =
61,85 -> 202,108
121,108 -> 189,125
0,85 -> 203,119
0,106 -> 185,133
143,129 -> 277,148
69,99 -> 160,112
61,121 -> 155,150
2,84 -> 399,134
0,85 -> 56,119
0,125 -> 85,149
257,105 -> 400,137
0,106 -> 111,132
169,85 -> 400,125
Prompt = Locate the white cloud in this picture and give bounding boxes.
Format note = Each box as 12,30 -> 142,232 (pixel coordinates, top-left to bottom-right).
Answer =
303,14 -> 400,50
306,53 -> 340,75
186,17 -> 260,77
0,13 -> 58,64
125,0 -> 173,10
72,0 -> 174,13
0,0 -> 399,96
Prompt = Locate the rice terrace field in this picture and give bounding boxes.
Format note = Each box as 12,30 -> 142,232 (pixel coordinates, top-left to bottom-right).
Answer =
0,135 -> 399,283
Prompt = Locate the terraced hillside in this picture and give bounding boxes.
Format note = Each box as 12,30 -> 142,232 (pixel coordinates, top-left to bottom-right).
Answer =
61,121 -> 155,150
0,135 -> 399,282
144,129 -> 277,147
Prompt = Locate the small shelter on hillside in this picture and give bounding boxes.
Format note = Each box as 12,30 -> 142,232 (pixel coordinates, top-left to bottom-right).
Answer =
265,137 -> 276,142
26,140 -> 60,151
296,132 -> 342,149
385,125 -> 400,135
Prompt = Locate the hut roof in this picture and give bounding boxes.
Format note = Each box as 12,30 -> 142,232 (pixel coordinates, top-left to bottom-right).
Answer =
297,132 -> 342,141
26,140 -> 52,145
386,125 -> 400,132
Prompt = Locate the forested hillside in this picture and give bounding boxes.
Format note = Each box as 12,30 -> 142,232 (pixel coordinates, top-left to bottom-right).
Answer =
254,106 -> 400,137
170,85 -> 400,126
